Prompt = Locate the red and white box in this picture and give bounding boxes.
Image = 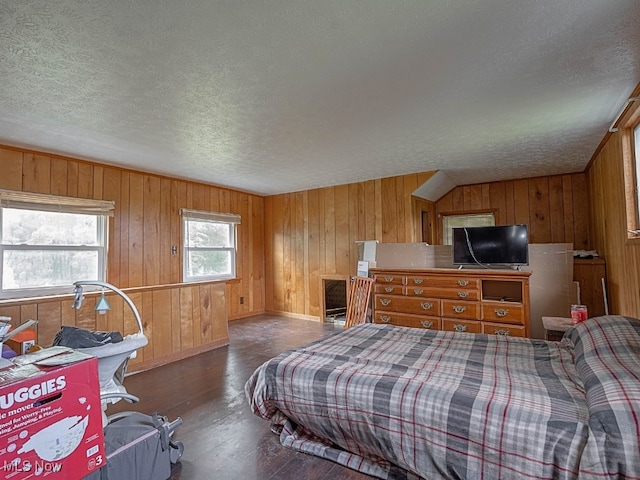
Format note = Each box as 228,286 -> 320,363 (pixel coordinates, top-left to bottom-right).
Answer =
0,348 -> 105,479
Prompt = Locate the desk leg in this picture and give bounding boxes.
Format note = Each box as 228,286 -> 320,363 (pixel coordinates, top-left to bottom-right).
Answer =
545,330 -> 565,342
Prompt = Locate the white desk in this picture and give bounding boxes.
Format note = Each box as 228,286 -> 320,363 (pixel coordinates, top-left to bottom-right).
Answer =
542,316 -> 573,341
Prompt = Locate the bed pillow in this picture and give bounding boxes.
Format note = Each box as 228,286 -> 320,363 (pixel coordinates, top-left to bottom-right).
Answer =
564,315 -> 640,478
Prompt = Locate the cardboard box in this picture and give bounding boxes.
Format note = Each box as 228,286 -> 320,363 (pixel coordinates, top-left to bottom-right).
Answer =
0,351 -> 105,479
6,329 -> 36,356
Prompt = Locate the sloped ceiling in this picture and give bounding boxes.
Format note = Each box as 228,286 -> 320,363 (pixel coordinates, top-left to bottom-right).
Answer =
0,1 -> 639,196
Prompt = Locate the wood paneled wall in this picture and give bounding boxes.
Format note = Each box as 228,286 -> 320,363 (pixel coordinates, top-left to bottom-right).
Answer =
586,131 -> 640,317
266,171 -> 591,319
3,140 -> 625,337
264,172 -> 436,317
0,145 -> 265,369
0,282 -> 228,372
435,173 -> 590,248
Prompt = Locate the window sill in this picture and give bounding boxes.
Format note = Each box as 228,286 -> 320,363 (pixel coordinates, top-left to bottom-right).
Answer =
626,234 -> 640,245
0,279 -> 236,305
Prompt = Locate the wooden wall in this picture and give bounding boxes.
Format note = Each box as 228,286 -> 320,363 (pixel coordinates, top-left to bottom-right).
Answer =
264,172 -> 436,318
0,145 -> 265,370
266,171 -> 591,319
586,128 -> 640,317
4,138 -> 630,342
435,173 -> 590,248
0,282 -> 228,372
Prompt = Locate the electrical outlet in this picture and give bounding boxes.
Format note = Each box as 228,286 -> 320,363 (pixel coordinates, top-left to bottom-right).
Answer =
240,296 -> 244,304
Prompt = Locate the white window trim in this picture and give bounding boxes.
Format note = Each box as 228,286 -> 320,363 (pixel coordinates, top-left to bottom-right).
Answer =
0,190 -> 114,299
180,208 -> 240,282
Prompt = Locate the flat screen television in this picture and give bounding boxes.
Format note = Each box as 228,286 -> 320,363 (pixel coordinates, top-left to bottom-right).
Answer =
452,224 -> 529,267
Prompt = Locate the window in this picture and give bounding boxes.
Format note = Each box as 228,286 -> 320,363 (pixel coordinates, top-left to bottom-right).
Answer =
634,123 -> 640,226
0,190 -> 114,298
441,212 -> 495,245
181,209 -> 240,282
620,98 -> 640,240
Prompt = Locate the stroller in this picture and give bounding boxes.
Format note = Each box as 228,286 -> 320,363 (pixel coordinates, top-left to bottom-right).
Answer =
58,281 -> 184,480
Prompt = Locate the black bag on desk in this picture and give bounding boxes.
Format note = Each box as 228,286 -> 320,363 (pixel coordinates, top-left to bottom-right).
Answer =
53,325 -> 123,348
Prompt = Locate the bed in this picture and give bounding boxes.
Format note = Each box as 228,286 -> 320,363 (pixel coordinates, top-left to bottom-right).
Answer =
245,315 -> 640,479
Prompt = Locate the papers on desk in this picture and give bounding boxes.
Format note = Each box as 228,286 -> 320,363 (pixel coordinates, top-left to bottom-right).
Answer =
0,321 -> 10,340
0,319 -> 38,343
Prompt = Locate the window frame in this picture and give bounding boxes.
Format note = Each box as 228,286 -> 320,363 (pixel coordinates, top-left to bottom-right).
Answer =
181,209 -> 240,283
439,210 -> 497,245
620,99 -> 640,243
0,190 -> 114,299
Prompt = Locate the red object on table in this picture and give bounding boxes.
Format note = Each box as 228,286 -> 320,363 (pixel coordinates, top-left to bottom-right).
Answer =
571,305 -> 588,324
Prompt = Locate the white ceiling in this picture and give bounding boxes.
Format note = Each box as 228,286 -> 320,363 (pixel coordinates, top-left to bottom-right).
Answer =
0,1 -> 639,196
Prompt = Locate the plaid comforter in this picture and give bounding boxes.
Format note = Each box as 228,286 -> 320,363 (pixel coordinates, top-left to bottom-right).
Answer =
245,316 -> 640,479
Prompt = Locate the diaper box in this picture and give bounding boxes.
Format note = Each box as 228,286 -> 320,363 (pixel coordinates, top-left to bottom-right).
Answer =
0,349 -> 105,479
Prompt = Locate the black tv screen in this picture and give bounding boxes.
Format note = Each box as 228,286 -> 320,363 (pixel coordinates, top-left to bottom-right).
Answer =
452,224 -> 529,267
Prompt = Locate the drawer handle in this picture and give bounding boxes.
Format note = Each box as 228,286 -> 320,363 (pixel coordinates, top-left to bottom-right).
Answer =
380,299 -> 392,306
380,315 -> 391,323
421,320 -> 434,329
420,302 -> 434,310
494,329 -> 511,336
452,305 -> 466,313
413,288 -> 424,295
413,278 -> 424,285
457,280 -> 469,286
453,324 -> 467,332
384,276 -> 394,282
384,286 -> 394,293
494,308 -> 510,318
457,291 -> 469,298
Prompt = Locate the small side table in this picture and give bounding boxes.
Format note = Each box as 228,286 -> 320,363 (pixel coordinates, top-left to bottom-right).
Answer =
542,316 -> 574,341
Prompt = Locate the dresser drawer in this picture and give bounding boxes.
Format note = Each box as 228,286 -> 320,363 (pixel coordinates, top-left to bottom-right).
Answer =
441,299 -> 480,320
375,312 -> 441,330
425,276 -> 480,289
482,302 -> 525,325
406,275 -> 428,287
373,274 -> 404,285
442,318 -> 482,334
375,295 -> 441,316
420,287 -> 479,301
482,322 -> 526,338
375,284 -> 404,295
405,285 -> 433,297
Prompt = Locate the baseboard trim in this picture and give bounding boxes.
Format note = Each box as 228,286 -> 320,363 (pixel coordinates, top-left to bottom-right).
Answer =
127,337 -> 229,374
264,309 -> 320,322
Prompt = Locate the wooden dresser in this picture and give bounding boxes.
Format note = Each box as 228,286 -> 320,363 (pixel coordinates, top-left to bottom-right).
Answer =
370,268 -> 532,337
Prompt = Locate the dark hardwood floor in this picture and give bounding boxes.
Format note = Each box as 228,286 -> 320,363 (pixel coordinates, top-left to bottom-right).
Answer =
109,314 -> 375,480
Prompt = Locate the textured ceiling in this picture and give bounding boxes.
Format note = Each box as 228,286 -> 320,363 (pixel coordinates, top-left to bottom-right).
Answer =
0,1 -> 639,196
